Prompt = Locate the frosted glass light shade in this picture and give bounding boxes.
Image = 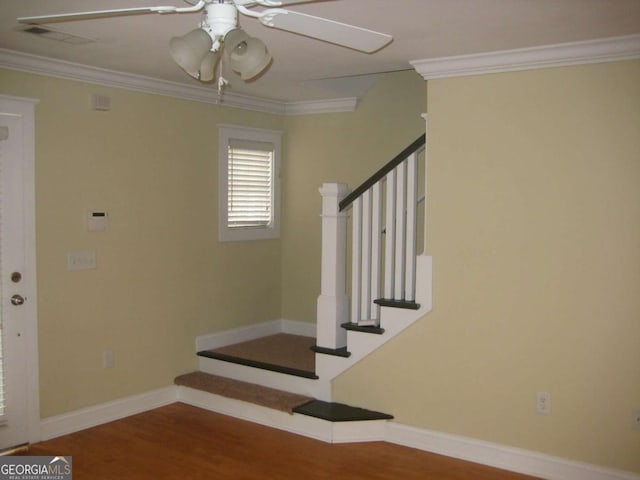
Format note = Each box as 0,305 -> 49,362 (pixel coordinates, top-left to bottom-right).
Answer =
198,51 -> 220,82
169,28 -> 213,77
224,29 -> 272,80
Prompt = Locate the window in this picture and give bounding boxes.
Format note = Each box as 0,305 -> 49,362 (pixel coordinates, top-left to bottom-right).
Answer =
218,125 -> 282,241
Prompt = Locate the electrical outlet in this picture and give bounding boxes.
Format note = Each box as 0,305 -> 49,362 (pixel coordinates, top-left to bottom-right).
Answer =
633,410 -> 640,431
537,392 -> 551,415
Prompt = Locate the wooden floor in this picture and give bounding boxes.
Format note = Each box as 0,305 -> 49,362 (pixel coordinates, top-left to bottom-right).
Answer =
25,403 -> 542,479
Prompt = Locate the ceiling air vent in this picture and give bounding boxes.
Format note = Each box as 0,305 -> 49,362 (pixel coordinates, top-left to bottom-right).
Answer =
21,25 -> 95,45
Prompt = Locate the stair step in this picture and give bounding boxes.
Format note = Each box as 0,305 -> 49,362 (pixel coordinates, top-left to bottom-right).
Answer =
175,371 -> 314,413
177,371 -> 393,426
373,298 -> 420,309
293,400 -> 393,422
197,333 -> 318,380
341,322 -> 385,335
311,345 -> 351,358
198,350 -> 319,379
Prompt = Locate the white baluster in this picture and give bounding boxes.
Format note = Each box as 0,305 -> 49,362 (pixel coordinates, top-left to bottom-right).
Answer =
351,197 -> 362,324
394,161 -> 407,300
423,114 -> 429,255
370,182 -> 383,324
405,153 -> 418,302
360,190 -> 372,323
384,170 -> 396,300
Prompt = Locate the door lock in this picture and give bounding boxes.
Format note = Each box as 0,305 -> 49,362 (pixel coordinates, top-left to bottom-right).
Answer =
10,294 -> 25,306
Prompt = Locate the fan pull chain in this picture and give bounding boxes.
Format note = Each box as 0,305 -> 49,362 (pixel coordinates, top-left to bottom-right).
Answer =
216,54 -> 229,100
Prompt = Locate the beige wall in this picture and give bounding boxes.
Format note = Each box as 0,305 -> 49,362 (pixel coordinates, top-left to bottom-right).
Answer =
3,59 -> 637,473
1,70 -> 284,417
0,67 -> 424,419
333,61 -> 640,473
0,67 -> 425,419
281,70 -> 427,323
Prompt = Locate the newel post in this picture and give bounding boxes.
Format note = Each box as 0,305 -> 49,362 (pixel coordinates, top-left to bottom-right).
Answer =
316,183 -> 351,350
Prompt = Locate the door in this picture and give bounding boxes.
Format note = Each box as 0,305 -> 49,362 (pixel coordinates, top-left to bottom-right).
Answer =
0,95 -> 39,450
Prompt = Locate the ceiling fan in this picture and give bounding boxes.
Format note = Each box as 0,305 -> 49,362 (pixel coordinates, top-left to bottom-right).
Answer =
18,0 -> 393,87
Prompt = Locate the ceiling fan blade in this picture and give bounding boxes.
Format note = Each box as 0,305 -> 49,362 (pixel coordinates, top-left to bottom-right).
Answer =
260,10 -> 392,53
233,0 -> 319,5
274,0 -> 321,3
18,6 -> 183,25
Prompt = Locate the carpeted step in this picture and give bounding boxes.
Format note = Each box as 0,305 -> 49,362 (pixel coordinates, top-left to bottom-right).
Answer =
177,371 -> 394,424
175,371 -> 314,414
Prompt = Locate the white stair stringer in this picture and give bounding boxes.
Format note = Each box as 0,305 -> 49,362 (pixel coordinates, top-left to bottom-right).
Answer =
316,255 -> 433,384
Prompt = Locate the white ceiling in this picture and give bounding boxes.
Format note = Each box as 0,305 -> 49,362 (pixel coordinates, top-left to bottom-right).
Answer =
2,0 -> 640,102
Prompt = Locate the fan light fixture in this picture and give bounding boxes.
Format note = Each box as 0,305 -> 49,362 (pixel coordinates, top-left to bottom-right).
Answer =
168,2 -> 271,85
224,29 -> 272,80
19,0 -> 394,90
169,28 -> 214,79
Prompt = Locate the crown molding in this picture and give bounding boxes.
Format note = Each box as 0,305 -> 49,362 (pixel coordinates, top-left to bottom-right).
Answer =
284,97 -> 358,115
0,48 -> 358,115
411,34 -> 640,80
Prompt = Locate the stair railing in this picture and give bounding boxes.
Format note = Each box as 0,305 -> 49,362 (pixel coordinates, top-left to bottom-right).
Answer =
316,134 -> 426,351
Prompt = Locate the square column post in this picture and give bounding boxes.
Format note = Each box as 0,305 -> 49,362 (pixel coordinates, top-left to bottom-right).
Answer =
316,183 -> 351,350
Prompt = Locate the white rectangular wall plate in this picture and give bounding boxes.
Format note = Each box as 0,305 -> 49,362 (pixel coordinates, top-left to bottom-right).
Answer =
67,250 -> 96,271
87,211 -> 108,232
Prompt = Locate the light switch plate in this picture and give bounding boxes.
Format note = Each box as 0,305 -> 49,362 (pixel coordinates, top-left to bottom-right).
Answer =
67,251 -> 96,271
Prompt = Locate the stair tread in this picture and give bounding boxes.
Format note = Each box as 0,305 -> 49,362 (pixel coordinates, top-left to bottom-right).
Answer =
198,349 -> 319,379
311,345 -> 351,358
198,333 -> 318,379
341,322 -> 385,335
175,371 -> 314,413
374,298 -> 420,309
293,400 -> 393,422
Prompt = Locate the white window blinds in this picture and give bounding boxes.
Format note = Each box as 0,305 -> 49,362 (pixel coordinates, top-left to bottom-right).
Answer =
227,139 -> 274,229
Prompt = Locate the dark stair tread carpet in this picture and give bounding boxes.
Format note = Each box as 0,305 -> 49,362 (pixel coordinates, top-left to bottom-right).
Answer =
293,400 -> 394,422
175,371 -> 314,414
197,333 -> 318,379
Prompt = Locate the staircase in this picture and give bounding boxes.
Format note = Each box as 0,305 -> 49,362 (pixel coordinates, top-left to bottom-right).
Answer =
313,132 -> 432,389
177,126 -> 433,442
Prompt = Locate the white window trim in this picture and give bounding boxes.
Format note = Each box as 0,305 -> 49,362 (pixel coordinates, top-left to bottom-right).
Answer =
218,124 -> 282,242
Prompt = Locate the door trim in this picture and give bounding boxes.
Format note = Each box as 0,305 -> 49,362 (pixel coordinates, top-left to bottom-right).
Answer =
0,94 -> 40,444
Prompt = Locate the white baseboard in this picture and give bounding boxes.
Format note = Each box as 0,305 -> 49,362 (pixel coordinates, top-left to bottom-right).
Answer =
39,386 -> 177,441
177,385 -> 334,442
280,319 -> 317,337
386,422 -> 640,480
39,383 -> 383,445
177,385 -> 385,444
196,319 -> 316,352
38,385 -> 640,480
